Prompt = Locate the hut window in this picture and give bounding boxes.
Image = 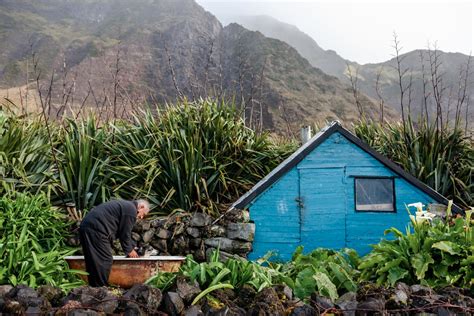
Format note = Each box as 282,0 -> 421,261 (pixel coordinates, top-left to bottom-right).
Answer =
355,177 -> 395,212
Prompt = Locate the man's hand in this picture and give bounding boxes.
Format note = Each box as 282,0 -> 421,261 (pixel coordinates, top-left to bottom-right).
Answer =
128,250 -> 139,258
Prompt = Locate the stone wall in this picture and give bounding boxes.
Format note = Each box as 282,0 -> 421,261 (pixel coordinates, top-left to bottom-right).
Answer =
111,209 -> 256,261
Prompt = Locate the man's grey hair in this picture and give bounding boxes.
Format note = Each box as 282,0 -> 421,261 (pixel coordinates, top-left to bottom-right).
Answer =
136,199 -> 150,212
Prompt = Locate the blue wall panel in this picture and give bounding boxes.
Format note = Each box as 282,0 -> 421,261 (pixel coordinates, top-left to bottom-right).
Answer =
248,168 -> 300,261
299,167 -> 346,250
248,131 -> 438,259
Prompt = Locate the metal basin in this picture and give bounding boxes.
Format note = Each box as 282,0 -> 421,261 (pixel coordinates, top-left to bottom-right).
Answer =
65,256 -> 186,288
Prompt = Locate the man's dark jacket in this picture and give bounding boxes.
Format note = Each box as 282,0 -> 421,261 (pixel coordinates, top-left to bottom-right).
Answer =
79,200 -> 137,286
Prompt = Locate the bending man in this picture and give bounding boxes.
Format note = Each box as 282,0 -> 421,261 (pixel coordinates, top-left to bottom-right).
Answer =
79,199 -> 150,287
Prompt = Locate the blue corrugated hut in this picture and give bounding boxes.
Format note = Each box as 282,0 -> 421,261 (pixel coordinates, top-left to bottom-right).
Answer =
231,122 -> 460,260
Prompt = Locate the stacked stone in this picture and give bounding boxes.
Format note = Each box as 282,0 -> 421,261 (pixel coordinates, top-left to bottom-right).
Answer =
3,283 -> 473,315
112,209 -> 256,261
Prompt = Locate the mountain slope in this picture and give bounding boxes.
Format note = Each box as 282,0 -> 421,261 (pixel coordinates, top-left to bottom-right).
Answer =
0,0 -> 392,132
233,15 -> 349,78
234,15 -> 473,123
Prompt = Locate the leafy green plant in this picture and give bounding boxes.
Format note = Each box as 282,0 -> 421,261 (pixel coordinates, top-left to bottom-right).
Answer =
273,247 -> 360,301
355,119 -> 473,208
359,203 -> 473,288
57,117 -> 110,211
0,191 -> 84,291
109,99 -> 296,215
147,250 -> 279,293
148,248 -> 359,302
0,110 -> 58,195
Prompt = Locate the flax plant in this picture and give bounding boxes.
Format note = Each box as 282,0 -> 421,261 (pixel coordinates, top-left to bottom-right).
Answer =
56,117 -> 110,211
109,99 -> 295,216
355,118 -> 473,208
0,111 -> 58,195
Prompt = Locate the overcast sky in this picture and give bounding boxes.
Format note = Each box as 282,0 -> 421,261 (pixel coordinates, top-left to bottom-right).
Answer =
196,0 -> 473,64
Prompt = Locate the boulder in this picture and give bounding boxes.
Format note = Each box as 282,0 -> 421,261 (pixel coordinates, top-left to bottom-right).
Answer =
68,309 -> 104,316
204,238 -> 252,253
55,299 -> 82,316
163,292 -> 185,316
133,220 -> 151,233
386,288 -> 409,309
247,287 -> 285,315
156,228 -> 172,239
63,286 -> 119,314
226,223 -> 255,242
204,306 -> 231,316
189,238 -> 203,249
209,225 -> 226,237
2,300 -> 24,314
357,297 -> 385,313
311,294 -> 334,311
150,217 -> 167,228
37,285 -> 64,307
0,285 -> 13,298
171,235 -> 189,254
190,212 -> 213,227
176,277 -> 201,304
186,227 -> 201,238
236,285 -> 256,309
335,292 -> 357,316
23,297 -> 52,314
132,232 -> 141,242
410,284 -> 432,296
6,285 -> 38,301
290,305 -> 317,316
205,289 -> 245,315
123,284 -> 162,314
184,305 -> 204,316
123,302 -> 145,316
142,229 -> 155,243
151,239 -> 168,253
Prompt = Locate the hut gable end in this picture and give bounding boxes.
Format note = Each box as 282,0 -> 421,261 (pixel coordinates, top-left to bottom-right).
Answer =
233,122 -> 460,260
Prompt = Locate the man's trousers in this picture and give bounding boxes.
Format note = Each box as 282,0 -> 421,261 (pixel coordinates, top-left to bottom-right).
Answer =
78,227 -> 113,287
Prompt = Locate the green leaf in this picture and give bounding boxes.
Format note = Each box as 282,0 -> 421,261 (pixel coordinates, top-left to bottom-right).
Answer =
313,272 -> 338,301
191,283 -> 234,305
327,262 -> 357,292
432,241 -> 461,255
294,267 -> 317,299
411,253 -> 434,280
387,267 -> 409,286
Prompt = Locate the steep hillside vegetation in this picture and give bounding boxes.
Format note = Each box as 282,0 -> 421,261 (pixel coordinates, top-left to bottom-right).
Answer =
234,15 -> 473,125
0,0 -> 392,132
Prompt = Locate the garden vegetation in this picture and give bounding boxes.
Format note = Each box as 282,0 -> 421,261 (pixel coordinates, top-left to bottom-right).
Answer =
147,204 -> 472,302
0,98 -> 472,302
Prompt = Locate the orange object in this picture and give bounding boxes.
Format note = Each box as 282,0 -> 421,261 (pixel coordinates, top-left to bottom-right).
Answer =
65,256 -> 186,288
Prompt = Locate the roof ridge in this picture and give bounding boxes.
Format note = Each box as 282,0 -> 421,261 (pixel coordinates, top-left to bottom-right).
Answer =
230,121 -> 461,212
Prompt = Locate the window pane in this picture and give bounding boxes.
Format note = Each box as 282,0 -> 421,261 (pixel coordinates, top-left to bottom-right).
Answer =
355,178 -> 394,211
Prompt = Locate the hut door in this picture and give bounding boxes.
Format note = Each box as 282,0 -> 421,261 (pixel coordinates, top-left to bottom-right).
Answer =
299,167 -> 346,250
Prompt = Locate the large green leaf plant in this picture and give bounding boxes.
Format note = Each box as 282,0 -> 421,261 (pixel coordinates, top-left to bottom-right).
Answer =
359,202 -> 473,289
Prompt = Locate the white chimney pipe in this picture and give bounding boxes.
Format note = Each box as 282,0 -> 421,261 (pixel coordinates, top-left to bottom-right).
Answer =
300,126 -> 312,144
